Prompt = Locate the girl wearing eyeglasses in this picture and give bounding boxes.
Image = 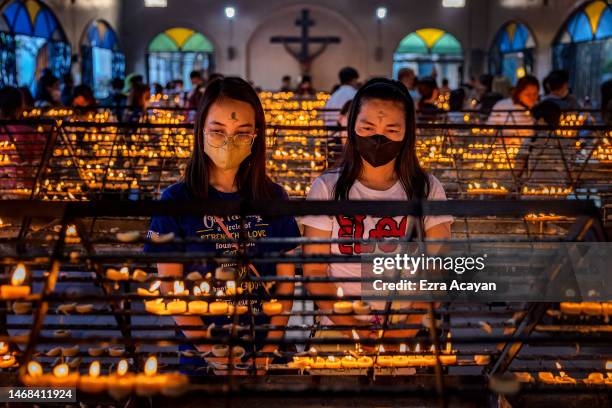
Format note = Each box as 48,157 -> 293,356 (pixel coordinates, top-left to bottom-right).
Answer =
144,77 -> 299,372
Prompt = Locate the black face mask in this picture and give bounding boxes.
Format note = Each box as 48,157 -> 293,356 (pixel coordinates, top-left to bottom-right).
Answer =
355,133 -> 403,167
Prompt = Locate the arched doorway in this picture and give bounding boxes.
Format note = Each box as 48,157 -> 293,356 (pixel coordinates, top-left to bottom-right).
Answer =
81,19 -> 125,99
0,0 -> 70,92
553,0 -> 612,106
146,27 -> 214,90
489,21 -> 536,85
393,28 -> 463,88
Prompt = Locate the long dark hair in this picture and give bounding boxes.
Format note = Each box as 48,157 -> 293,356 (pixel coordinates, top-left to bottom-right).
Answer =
183,77 -> 275,200
333,78 -> 430,200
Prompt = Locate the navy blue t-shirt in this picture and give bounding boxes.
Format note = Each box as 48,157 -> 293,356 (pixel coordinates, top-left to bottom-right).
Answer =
143,182 -> 300,349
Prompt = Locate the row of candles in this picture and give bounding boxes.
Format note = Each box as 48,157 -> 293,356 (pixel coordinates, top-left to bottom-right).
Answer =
290,332 -> 491,369
141,279 -> 284,316
21,356 -> 188,397
560,302 -> 612,316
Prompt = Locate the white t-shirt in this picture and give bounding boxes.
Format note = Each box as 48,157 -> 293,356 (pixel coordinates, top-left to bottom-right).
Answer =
323,85 -> 357,125
300,171 -> 453,318
487,98 -> 535,147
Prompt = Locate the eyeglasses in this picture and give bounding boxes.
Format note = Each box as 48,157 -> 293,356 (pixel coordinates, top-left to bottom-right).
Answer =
204,130 -> 257,148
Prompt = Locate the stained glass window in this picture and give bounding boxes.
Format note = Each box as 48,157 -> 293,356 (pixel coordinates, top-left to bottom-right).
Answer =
489,21 -> 536,85
553,0 -> 612,106
147,27 -> 214,90
394,28 -> 463,89
0,0 -> 70,91
81,19 -> 125,99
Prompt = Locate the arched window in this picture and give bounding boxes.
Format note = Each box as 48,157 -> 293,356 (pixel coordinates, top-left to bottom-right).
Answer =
146,27 -> 214,90
553,0 -> 612,106
489,21 -> 536,85
0,0 -> 70,92
81,19 -> 125,99
393,28 -> 463,88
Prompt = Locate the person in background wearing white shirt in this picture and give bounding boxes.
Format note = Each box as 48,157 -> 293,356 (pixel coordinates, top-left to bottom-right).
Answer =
301,78 -> 453,346
324,67 -> 359,125
488,75 -> 540,148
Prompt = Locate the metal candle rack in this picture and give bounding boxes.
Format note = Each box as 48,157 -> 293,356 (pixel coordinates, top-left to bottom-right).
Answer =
0,199 -> 608,407
0,115 -> 610,217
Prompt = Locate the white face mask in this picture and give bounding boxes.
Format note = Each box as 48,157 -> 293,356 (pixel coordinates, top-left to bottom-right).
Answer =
204,140 -> 252,170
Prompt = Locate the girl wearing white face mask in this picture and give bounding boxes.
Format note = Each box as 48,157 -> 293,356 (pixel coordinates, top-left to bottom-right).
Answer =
144,77 -> 300,372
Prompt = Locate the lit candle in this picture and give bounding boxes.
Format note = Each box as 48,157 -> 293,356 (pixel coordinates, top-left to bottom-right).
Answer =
106,267 -> 129,281
49,363 -> 79,387
209,291 -> 229,315
376,345 -> 394,367
392,344 -> 410,367
135,356 -> 166,396
333,287 -> 353,314
137,280 -> 161,297
188,299 -> 208,314
325,355 -> 342,369
166,299 -> 187,314
108,359 -> 135,400
0,341 -> 8,355
341,355 -> 359,369
225,280 -> 237,296
79,361 -> 107,393
0,354 -> 16,368
439,333 -> 457,365
1,263 -> 31,300
262,299 -> 283,315
21,361 -> 46,386
173,280 -> 188,296
144,298 -> 168,315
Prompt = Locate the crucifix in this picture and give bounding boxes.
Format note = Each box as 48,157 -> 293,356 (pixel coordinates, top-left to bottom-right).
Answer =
270,9 -> 341,74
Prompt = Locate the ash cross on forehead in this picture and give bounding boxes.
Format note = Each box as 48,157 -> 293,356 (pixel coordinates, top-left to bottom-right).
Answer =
230,112 -> 238,122
377,110 -> 386,123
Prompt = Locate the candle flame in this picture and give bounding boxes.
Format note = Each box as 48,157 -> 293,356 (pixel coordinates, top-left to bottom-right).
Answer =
149,280 -> 161,292
429,345 -> 435,353
193,286 -> 201,296
445,332 -> 452,353
555,361 -> 562,370
200,281 -> 210,294
399,343 -> 407,353
173,280 -> 184,294
89,361 -> 100,377
27,361 -> 42,377
66,225 -> 77,236
415,343 -> 421,353
351,329 -> 359,340
328,355 -> 335,362
11,263 -> 27,286
53,364 -> 69,378
117,359 -> 128,376
119,266 -> 129,275
378,344 -> 385,353
144,356 -> 157,376
337,287 -> 344,298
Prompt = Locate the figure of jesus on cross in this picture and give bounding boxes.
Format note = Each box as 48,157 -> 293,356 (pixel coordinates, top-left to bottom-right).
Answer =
270,9 -> 341,75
